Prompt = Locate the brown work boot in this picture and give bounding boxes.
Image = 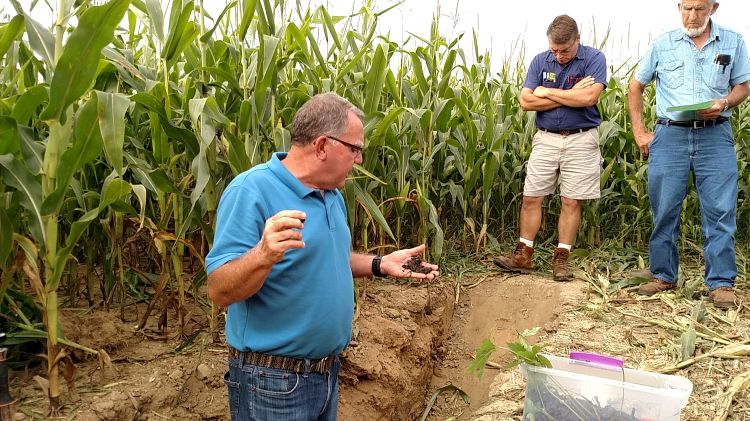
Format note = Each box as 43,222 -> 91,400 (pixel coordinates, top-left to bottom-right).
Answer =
629,268 -> 653,280
493,242 -> 534,273
552,248 -> 571,281
709,287 -> 740,309
636,278 -> 677,296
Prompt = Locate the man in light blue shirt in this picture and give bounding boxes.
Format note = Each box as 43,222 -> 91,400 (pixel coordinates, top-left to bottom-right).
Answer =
628,0 -> 750,308
206,93 -> 439,420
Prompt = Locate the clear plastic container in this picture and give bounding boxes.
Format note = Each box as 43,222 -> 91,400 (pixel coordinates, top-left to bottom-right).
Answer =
520,353 -> 693,421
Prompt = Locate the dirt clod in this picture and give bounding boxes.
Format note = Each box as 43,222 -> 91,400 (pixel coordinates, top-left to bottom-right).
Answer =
524,385 -> 638,420
402,256 -> 433,274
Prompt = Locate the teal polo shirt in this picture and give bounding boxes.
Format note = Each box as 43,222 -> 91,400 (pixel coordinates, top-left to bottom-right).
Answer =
206,152 -> 354,359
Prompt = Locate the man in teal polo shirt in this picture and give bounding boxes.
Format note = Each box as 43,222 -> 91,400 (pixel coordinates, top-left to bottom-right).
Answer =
206,92 -> 439,420
628,0 -> 750,308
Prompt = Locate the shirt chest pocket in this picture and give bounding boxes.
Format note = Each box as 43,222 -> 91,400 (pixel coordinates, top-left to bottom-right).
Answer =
711,50 -> 733,89
658,60 -> 684,89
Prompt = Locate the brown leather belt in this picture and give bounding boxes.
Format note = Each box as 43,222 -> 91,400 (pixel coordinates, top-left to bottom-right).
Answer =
539,127 -> 596,136
227,347 -> 335,373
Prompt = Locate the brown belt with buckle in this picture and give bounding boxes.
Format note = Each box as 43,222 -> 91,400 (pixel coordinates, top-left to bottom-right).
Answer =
227,347 -> 335,373
539,127 -> 596,136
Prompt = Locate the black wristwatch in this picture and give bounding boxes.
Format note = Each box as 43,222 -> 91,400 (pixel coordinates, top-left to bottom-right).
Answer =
371,256 -> 385,277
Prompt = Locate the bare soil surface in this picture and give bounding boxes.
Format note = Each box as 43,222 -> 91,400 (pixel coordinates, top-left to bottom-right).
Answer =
9,272 -> 584,420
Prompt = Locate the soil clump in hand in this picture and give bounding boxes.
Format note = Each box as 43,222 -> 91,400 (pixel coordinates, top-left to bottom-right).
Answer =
402,256 -> 433,274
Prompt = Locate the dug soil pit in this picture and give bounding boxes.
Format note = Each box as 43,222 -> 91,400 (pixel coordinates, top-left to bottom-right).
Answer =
11,271 -> 581,420
423,272 -> 584,420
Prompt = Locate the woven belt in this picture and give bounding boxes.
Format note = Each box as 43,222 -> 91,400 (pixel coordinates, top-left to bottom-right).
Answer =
539,127 -> 595,136
227,347 -> 334,373
656,117 -> 728,129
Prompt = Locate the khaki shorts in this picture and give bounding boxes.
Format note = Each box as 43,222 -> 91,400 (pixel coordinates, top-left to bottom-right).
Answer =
523,128 -> 602,199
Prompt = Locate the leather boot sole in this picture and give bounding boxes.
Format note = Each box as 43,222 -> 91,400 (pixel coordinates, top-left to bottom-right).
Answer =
493,258 -> 532,274
636,283 -> 676,296
711,300 -> 737,310
553,273 -> 571,282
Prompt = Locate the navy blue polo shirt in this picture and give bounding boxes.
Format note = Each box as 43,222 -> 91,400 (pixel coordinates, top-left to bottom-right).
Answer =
524,44 -> 607,131
206,152 -> 354,359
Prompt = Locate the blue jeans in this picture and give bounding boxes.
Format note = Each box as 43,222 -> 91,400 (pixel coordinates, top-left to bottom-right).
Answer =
224,354 -> 340,420
648,122 -> 737,290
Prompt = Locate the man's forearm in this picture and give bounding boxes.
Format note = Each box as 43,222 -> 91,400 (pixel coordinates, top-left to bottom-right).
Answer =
726,81 -> 750,109
542,86 -> 602,108
627,80 -> 647,134
351,252 -> 377,278
207,247 -> 274,307
520,90 -> 561,111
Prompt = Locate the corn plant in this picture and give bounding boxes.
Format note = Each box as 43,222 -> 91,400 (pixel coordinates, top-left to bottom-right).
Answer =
0,0 -> 749,415
0,0 -> 138,412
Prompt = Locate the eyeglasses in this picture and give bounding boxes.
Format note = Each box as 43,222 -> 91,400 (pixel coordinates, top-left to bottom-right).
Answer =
326,135 -> 364,156
549,40 -> 578,56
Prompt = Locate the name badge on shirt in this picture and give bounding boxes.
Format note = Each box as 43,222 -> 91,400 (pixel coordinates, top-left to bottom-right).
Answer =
543,71 -> 556,83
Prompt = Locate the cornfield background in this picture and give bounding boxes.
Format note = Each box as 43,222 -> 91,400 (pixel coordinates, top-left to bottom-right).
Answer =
0,0 -> 748,413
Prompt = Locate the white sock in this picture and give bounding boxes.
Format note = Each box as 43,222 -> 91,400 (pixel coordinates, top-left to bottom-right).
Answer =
557,243 -> 572,250
520,237 -> 534,248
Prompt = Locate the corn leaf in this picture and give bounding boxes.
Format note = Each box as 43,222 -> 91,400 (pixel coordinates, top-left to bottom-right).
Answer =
0,207 -> 12,268
363,43 -> 387,115
96,91 -> 131,176
0,15 -> 24,61
163,1 -> 200,66
23,14 -> 54,68
348,180 -> 395,242
41,97 -> 102,215
17,126 -> 43,176
237,0 -> 258,40
0,154 -> 45,245
419,384 -> 469,421
0,117 -> 20,156
200,1 -> 237,43
144,0 -> 165,42
11,85 -> 49,125
167,21 -> 199,67
40,0 -> 131,123
50,208 -> 99,291
680,322 -> 697,360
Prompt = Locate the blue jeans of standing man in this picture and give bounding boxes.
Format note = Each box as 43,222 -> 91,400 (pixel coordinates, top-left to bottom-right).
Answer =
224,354 -> 340,420
648,122 -> 737,290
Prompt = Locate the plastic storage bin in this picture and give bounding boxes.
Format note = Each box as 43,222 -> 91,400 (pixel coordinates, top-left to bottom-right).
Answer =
521,353 -> 693,421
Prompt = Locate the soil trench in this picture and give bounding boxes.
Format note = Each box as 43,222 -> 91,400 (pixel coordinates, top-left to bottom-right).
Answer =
11,273 -> 580,421
424,274 -> 582,420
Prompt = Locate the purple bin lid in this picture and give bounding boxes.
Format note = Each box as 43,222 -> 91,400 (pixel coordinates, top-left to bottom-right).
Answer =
569,352 -> 624,368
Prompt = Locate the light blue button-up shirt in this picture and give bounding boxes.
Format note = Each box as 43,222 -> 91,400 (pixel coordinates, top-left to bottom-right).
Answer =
634,20 -> 750,120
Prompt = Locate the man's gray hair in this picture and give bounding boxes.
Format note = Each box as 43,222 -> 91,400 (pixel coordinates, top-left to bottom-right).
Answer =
547,15 -> 579,44
679,0 -> 717,5
290,93 -> 364,145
